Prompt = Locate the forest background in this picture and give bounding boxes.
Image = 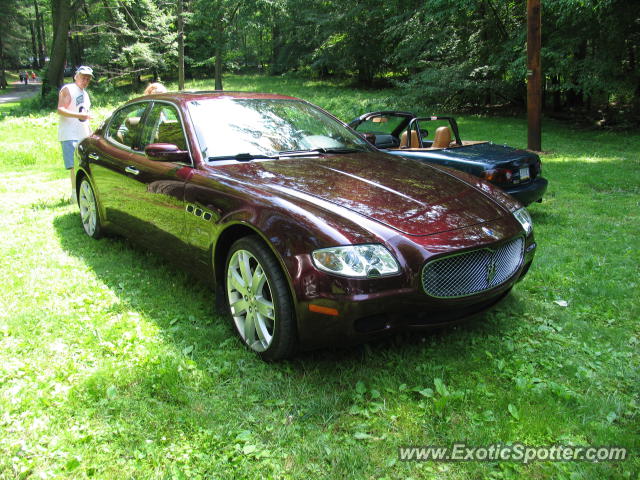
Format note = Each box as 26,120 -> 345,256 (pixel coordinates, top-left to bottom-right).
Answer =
0,0 -> 638,126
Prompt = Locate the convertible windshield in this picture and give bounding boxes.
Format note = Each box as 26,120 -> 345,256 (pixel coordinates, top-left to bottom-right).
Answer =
187,98 -> 372,160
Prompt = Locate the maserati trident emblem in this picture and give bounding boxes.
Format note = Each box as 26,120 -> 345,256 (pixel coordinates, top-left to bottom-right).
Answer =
486,256 -> 498,285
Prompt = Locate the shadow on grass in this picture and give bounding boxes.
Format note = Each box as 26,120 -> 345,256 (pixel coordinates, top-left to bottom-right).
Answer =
53,211 -> 525,369
528,206 -> 563,226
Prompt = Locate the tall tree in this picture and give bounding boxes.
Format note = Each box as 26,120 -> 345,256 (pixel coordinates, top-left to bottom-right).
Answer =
43,0 -> 72,98
34,0 -> 46,67
189,0 -> 242,90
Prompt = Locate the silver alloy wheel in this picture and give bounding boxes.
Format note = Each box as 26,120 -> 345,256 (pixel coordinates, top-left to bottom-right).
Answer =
78,180 -> 97,236
226,249 -> 276,352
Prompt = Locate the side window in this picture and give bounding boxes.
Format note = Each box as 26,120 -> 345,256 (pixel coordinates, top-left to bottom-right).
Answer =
140,104 -> 188,152
107,103 -> 148,149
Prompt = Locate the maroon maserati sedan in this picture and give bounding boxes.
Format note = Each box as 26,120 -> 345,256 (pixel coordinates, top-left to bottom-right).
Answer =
75,91 -> 536,360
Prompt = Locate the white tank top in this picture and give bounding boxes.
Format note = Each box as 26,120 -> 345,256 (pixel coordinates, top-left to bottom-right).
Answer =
58,83 -> 91,141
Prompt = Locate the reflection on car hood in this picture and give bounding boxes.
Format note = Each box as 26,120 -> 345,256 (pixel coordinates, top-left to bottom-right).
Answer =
414,142 -> 539,167
217,152 -> 506,236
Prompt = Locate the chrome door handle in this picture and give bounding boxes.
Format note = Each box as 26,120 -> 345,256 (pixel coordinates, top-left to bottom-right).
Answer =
124,166 -> 140,175
88,153 -> 99,160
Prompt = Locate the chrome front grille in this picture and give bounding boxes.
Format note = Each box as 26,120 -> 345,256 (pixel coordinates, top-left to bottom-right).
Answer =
422,237 -> 524,298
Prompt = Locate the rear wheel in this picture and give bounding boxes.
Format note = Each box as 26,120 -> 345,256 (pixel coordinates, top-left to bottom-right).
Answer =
225,236 -> 296,360
78,178 -> 103,238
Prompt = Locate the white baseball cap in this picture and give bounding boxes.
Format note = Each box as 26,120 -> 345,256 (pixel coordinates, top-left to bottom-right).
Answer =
75,66 -> 94,76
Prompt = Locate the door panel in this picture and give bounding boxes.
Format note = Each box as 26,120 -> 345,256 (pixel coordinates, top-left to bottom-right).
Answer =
117,153 -> 187,252
91,102 -> 150,232
90,138 -> 137,231
119,102 -> 191,253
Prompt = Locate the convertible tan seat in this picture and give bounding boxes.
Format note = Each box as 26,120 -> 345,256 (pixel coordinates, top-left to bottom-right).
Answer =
400,129 -> 421,148
432,126 -> 451,148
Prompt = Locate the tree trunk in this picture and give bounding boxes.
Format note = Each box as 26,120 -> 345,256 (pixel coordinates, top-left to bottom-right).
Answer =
527,0 -> 542,151
357,62 -> 373,87
38,6 -> 47,67
212,3 -> 241,90
29,20 -> 38,69
43,0 -> 72,100
69,10 -> 84,67
214,21 -> 224,91
566,41 -> 587,108
631,42 -> 640,114
270,23 -> 281,75
552,76 -> 561,112
215,45 -> 223,90
177,0 -> 185,90
34,0 -> 45,68
0,34 -> 7,89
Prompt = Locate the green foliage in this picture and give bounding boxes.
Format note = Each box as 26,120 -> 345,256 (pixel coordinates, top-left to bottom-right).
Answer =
0,0 -> 34,73
542,0 -> 640,105
6,0 -> 640,112
73,0 -> 176,82
386,0 -> 640,110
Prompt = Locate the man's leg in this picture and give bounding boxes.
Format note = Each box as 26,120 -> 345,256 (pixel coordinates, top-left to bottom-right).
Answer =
70,168 -> 75,199
61,140 -> 79,200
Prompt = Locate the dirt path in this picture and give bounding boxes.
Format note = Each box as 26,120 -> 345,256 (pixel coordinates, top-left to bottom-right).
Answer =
0,81 -> 41,104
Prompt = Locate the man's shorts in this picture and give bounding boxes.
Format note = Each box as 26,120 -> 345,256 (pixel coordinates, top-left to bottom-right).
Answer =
61,140 -> 79,170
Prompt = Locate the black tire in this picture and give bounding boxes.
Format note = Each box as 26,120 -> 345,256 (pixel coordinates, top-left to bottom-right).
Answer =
224,235 -> 297,360
78,177 -> 103,239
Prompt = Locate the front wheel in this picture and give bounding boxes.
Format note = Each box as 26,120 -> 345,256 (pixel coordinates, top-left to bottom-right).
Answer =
78,177 -> 103,238
225,236 -> 296,360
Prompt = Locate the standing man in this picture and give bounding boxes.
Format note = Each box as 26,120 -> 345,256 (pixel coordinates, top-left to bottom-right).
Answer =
57,65 -> 93,198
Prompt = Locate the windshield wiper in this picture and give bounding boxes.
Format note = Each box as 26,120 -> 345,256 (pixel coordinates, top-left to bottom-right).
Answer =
208,153 -> 280,162
278,147 -> 365,156
208,147 -> 365,162
319,147 -> 365,154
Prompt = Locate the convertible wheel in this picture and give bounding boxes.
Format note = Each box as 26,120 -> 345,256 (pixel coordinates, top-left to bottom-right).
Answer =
78,178 -> 103,238
225,236 -> 296,360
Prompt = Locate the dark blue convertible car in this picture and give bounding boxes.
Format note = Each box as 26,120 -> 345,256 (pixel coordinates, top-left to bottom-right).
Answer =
349,111 -> 548,206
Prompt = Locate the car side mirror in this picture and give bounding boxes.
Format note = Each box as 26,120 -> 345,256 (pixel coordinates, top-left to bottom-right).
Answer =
145,143 -> 190,163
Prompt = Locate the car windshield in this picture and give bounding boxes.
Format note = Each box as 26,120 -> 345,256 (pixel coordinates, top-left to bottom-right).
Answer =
355,114 -> 407,135
187,98 -> 372,160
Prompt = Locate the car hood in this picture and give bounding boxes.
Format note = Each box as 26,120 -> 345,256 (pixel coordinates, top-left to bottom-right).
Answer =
215,153 -> 506,236
412,142 -> 539,167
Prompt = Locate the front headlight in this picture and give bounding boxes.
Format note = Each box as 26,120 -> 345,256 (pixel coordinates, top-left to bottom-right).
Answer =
312,244 -> 400,278
513,207 -> 533,236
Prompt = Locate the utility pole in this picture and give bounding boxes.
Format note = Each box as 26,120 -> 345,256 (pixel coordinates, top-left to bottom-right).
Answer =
177,0 -> 185,91
527,0 -> 542,151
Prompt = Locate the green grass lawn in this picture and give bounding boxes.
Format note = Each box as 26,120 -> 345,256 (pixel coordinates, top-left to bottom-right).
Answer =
0,75 -> 638,479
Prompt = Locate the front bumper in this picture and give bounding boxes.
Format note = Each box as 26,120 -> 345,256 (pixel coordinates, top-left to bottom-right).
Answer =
505,177 -> 548,205
294,233 -> 537,350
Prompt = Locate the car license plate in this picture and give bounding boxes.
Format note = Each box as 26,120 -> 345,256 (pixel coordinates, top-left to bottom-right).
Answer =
520,167 -> 530,181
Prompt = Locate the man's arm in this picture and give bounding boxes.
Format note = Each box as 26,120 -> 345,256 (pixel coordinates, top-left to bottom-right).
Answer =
57,86 -> 91,121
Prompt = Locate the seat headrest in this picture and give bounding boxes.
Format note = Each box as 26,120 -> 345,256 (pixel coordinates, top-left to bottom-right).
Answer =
432,126 -> 451,148
125,116 -> 141,127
